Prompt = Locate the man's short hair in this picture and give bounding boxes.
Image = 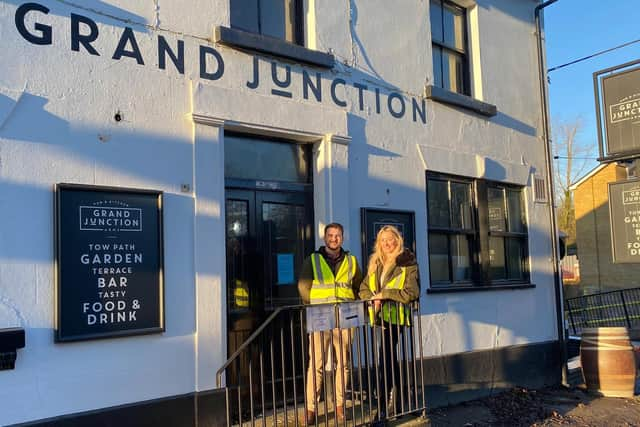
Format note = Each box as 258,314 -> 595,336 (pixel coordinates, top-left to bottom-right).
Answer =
324,222 -> 344,236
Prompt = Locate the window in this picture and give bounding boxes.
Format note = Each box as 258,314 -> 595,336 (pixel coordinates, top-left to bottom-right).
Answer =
427,177 -> 475,284
217,0 -> 333,68
231,0 -> 304,45
224,133 -> 311,183
430,0 -> 469,95
427,174 -> 529,288
486,184 -> 528,281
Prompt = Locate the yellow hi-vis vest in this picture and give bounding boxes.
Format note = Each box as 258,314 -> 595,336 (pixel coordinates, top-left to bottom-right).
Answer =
309,253 -> 357,304
233,279 -> 249,308
367,267 -> 411,325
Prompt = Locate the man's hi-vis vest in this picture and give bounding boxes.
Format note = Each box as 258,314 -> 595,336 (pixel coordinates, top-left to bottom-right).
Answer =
367,267 -> 411,325
309,253 -> 357,304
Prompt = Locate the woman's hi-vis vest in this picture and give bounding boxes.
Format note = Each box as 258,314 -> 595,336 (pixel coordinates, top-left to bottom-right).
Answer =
368,267 -> 411,325
309,253 -> 357,304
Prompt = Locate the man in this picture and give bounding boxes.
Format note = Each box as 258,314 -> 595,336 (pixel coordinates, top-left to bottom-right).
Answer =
298,223 -> 363,425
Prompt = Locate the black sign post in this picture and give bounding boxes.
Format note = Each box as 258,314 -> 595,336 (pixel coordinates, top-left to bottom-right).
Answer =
608,179 -> 640,263
55,184 -> 164,342
594,60 -> 640,162
360,208 -> 416,266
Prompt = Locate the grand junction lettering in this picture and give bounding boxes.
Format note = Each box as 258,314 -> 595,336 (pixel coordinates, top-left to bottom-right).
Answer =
14,2 -> 426,124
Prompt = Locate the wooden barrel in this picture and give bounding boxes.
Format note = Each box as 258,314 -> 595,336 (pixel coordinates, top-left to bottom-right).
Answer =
580,327 -> 637,397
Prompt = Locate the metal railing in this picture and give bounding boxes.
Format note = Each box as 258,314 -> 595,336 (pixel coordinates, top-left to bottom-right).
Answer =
216,301 -> 427,426
565,287 -> 640,336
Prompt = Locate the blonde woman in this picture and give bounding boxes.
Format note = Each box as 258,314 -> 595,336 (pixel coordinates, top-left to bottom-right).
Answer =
359,225 -> 419,418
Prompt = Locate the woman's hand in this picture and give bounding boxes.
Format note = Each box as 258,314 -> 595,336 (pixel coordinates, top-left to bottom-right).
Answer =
371,293 -> 384,310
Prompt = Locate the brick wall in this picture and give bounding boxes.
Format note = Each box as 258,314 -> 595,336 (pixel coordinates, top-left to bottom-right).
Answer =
573,163 -> 640,294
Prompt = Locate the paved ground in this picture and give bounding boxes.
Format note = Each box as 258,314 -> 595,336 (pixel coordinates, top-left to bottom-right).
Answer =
391,386 -> 640,427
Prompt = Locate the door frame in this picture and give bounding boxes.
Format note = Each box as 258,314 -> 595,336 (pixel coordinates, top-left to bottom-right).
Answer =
191,112 -> 351,390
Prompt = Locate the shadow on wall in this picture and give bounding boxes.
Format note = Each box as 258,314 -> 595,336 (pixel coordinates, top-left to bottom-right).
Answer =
423,339 -> 562,407
342,55 -> 538,139
482,157 -> 507,181
492,112 -> 537,137
1,92 -> 70,142
347,113 -> 402,161
0,90 -> 193,197
348,0 -> 383,80
0,93 -> 22,129
575,202 -> 640,294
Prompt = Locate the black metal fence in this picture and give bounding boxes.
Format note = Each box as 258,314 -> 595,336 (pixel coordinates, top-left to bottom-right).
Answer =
216,301 -> 426,426
565,287 -> 640,336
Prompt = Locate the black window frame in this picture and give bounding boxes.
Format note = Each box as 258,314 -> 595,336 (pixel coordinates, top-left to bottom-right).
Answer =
430,0 -> 471,96
216,1 -> 334,69
230,0 -> 305,46
483,182 -> 529,283
426,172 -> 531,290
426,175 -> 479,286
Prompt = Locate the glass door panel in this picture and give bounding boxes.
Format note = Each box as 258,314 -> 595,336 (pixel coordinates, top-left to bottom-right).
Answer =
261,198 -> 309,309
225,188 -> 313,355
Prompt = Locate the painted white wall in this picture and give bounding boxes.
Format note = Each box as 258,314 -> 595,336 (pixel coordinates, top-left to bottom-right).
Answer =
0,0 -> 557,424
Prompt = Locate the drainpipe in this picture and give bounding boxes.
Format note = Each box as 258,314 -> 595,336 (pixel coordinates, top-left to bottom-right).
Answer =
534,0 -> 568,386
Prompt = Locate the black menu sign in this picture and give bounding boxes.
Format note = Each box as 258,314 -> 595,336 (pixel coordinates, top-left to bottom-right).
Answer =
609,179 -> 640,264
55,184 -> 164,342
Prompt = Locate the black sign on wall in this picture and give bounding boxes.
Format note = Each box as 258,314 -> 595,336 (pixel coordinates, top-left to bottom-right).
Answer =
594,61 -> 640,162
360,208 -> 416,267
55,184 -> 164,342
608,179 -> 640,263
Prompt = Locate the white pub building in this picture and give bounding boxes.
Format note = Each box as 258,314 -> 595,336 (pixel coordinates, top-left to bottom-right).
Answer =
0,0 -> 563,425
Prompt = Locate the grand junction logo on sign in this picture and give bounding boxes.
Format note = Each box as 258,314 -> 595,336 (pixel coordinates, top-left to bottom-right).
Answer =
609,180 -> 640,263
597,65 -> 640,160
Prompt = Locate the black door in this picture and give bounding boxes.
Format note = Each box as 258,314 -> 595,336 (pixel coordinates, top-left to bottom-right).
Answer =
225,187 -> 313,390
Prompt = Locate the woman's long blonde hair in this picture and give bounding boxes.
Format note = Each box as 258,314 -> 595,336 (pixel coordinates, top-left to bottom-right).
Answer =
367,225 -> 404,276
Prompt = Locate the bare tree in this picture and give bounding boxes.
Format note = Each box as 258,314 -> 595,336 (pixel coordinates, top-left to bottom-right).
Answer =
552,118 -> 596,245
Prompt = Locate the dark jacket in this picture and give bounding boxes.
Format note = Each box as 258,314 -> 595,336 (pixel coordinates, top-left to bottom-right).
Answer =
358,249 -> 419,304
297,247 -> 363,304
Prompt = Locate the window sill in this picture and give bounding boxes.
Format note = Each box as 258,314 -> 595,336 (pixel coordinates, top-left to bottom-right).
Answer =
425,85 -> 497,117
214,26 -> 335,69
427,283 -> 536,294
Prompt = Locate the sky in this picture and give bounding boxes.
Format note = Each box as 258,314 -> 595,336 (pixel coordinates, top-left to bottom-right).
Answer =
544,0 -> 640,180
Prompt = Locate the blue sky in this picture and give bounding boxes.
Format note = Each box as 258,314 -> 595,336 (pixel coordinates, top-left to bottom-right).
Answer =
544,0 -> 640,175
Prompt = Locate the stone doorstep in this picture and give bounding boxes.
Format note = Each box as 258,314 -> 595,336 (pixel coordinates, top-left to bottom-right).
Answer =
387,414 -> 430,426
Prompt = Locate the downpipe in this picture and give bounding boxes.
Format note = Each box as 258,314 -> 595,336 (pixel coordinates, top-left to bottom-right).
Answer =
534,0 -> 569,386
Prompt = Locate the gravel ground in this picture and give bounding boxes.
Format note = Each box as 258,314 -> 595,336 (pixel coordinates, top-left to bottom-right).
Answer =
417,386 -> 640,427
